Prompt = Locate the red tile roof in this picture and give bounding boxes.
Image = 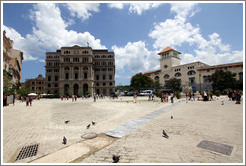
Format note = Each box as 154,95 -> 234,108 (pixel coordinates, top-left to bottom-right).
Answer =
143,70 -> 161,75
158,46 -> 181,55
197,62 -> 243,71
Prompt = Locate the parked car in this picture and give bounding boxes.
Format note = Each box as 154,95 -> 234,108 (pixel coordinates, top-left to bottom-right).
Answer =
139,90 -> 152,96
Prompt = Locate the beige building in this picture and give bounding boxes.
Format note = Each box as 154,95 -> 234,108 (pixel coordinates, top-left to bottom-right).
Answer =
25,74 -> 46,94
3,30 -> 24,88
45,45 -> 115,96
144,46 -> 243,92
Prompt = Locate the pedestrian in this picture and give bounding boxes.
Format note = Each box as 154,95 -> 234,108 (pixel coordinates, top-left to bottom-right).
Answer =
75,95 -> 77,102
133,92 -> 138,103
13,95 -> 15,106
210,92 -> 213,101
192,93 -> 195,101
164,93 -> 167,102
232,90 -> 236,101
170,92 -> 174,103
235,90 -> 241,104
67,95 -> 69,100
94,93 -> 96,102
29,96 -> 33,106
148,93 -> 151,101
152,93 -> 154,100
26,96 -> 29,106
203,91 -> 208,101
161,92 -> 163,102
61,95 -> 63,101
228,90 -> 232,101
188,92 -> 191,100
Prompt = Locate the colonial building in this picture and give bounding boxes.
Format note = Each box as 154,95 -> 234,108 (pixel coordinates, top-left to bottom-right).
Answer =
3,30 -> 24,88
144,46 -> 243,92
45,45 -> 115,96
25,74 -> 45,94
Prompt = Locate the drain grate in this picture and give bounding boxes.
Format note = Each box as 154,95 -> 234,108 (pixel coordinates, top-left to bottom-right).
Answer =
197,140 -> 233,156
15,144 -> 39,161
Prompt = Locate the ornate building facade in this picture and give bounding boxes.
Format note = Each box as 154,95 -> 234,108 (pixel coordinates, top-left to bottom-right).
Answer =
3,30 -> 24,88
45,45 -> 115,96
25,74 -> 46,94
144,46 -> 243,92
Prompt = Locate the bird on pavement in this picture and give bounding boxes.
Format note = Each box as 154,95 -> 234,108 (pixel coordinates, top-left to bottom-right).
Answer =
221,101 -> 224,105
162,130 -> 169,138
63,136 -> 67,145
171,116 -> 173,119
92,121 -> 96,125
112,155 -> 120,163
65,120 -> 70,124
86,124 -> 91,129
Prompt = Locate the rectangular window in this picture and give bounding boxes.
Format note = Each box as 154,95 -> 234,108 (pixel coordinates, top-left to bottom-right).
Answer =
48,76 -> 51,81
109,75 -> 112,80
65,73 -> 69,80
84,73 -> 87,79
103,75 -> 106,80
55,76 -> 58,81
96,75 -> 99,80
75,73 -> 78,79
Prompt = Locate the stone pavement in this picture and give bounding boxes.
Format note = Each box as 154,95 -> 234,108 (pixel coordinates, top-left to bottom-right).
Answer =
3,96 -> 173,163
104,100 -> 185,138
81,97 -> 243,163
3,96 -> 243,163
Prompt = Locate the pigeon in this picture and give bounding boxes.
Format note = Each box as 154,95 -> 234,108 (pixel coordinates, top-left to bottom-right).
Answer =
221,101 -> 224,105
63,136 -> 67,145
86,124 -> 90,129
65,120 -> 70,124
112,155 -> 120,163
171,116 -> 173,119
162,130 -> 169,138
92,121 -> 96,125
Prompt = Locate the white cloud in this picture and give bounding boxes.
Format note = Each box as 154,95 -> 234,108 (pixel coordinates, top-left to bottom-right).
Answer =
129,3 -> 163,15
170,3 -> 198,19
108,3 -> 124,9
149,3 -> 243,66
108,3 -> 163,15
3,3 -> 106,61
112,41 -> 159,73
65,3 -> 100,21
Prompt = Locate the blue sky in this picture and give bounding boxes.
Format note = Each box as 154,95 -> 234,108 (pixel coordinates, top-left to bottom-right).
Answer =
2,2 -> 244,85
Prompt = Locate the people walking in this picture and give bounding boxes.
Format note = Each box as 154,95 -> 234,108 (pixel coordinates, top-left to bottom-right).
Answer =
26,96 -> 29,106
170,92 -> 174,103
29,96 -> 33,106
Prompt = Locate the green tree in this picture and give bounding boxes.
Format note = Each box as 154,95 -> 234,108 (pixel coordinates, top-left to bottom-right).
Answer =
208,70 -> 237,91
153,80 -> 161,92
164,78 -> 182,92
3,71 -> 15,95
17,87 -> 30,96
130,73 -> 154,92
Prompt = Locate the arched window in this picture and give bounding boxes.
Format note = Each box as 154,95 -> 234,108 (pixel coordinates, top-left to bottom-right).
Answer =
83,66 -> 88,70
164,74 -> 169,79
154,76 -> 159,80
164,65 -> 168,69
187,70 -> 196,75
74,66 -> 79,70
65,66 -> 70,70
175,72 -> 182,77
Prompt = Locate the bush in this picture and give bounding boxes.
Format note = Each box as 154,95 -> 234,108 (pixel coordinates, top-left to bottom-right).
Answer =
175,91 -> 181,99
215,90 -> 221,97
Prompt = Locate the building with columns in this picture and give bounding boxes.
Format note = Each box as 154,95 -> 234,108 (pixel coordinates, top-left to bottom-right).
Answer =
144,46 -> 243,92
25,74 -> 45,94
45,45 -> 115,96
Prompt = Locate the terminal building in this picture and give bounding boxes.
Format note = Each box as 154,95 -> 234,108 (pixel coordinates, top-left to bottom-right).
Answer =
144,46 -> 243,92
45,45 -> 115,96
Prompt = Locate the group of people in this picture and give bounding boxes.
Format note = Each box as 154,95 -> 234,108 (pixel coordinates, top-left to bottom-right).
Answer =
25,96 -> 33,106
160,92 -> 175,103
228,90 -> 242,104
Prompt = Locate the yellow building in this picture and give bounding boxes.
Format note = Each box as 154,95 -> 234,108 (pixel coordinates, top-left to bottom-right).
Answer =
144,46 -> 243,92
